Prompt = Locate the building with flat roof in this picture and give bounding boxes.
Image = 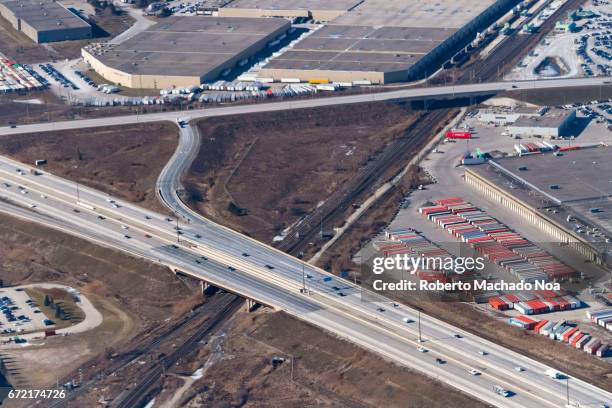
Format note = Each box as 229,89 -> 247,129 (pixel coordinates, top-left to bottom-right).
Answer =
0,0 -> 91,43
507,109 -> 576,138
464,147 -> 612,269
82,16 -> 290,89
218,0 -> 361,21
255,0 -> 521,84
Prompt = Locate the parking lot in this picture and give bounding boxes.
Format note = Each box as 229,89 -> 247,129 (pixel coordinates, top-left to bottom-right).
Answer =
361,98 -> 612,288
508,0 -> 612,80
0,288 -> 52,336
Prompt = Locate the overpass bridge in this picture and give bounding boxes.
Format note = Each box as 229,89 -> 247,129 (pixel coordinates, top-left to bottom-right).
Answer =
1,76 -> 610,137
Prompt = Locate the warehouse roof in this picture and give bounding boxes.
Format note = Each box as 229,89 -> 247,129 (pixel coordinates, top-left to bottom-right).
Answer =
488,147 -> 612,203
330,0 -> 497,29
264,25 -> 453,74
0,0 -> 90,31
467,148 -> 612,253
260,0 -> 497,76
222,0 -> 361,11
84,16 -> 289,77
512,109 -> 574,128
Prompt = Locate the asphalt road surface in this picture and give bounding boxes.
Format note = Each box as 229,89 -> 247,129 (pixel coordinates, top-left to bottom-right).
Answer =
0,156 -> 609,407
1,76 -> 611,137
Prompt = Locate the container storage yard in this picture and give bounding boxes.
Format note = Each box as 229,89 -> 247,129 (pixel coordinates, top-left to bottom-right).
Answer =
503,313 -> 610,357
0,53 -> 46,93
419,197 -> 578,283
373,228 -> 463,284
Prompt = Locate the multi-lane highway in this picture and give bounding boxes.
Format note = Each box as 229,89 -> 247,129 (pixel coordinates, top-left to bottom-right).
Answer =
1,76 -> 611,137
0,155 -> 609,407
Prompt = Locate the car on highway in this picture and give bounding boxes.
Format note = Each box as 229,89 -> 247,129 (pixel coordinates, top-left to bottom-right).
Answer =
417,346 -> 428,353
493,385 -> 511,398
515,366 -> 524,372
402,317 -> 414,323
478,350 -> 488,356
435,358 -> 446,364
227,266 -> 236,271
124,235 -> 131,239
377,307 -> 385,312
453,334 -> 462,338
264,264 -> 274,270
469,368 -> 480,376
242,252 -> 250,257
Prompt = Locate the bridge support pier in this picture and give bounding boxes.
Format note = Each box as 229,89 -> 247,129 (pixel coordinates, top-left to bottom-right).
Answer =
245,299 -> 259,312
200,281 -> 217,296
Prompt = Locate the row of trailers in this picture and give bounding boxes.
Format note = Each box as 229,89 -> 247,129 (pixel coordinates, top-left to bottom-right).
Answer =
587,308 -> 612,333
509,316 -> 608,357
0,55 -> 46,94
419,197 -> 577,283
373,228 -> 457,283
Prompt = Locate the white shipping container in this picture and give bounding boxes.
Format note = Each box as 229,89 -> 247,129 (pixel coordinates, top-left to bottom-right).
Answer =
315,84 -> 337,91
280,78 -> 300,83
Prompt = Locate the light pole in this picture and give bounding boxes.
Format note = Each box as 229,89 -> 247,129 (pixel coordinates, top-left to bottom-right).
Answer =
418,309 -> 423,343
299,251 -> 306,293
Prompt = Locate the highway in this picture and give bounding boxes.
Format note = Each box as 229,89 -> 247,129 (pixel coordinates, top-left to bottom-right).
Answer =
0,156 -> 610,407
1,76 -> 611,137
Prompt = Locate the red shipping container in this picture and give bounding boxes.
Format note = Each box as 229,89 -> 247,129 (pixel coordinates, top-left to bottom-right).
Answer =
445,130 -> 472,139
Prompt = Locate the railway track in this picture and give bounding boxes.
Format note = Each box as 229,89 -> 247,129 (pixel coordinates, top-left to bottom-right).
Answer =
275,108 -> 453,256
45,293 -> 241,408
111,293 -> 243,408
275,0 -> 585,258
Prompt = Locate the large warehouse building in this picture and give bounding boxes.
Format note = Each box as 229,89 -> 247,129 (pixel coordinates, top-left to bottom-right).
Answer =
82,16 -> 289,89
252,0 -> 521,84
0,0 -> 91,43
465,147 -> 612,269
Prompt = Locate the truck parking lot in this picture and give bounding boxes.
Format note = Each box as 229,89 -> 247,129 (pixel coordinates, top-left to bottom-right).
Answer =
0,287 -> 51,336
508,0 -> 612,80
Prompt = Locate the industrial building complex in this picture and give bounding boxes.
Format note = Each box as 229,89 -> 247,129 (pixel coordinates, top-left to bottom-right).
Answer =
82,16 -> 289,89
82,0 -> 522,88
256,0 -> 522,84
465,147 -> 612,269
0,0 -> 91,43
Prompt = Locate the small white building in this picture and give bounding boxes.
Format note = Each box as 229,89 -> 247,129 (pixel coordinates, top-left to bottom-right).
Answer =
478,107 -> 540,126
507,109 -> 576,138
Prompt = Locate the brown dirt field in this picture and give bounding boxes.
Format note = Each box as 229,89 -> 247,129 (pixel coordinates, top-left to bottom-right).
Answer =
186,102 -> 420,243
0,122 -> 178,212
316,166 -> 427,273
0,212 -> 200,392
0,5 -> 134,63
154,310 -> 487,408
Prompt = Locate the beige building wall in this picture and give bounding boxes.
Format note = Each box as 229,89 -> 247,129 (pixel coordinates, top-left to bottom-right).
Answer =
0,4 -> 20,31
218,8 -> 307,18
258,67 -> 386,84
83,48 -> 202,88
19,20 -> 39,43
310,9 -> 346,21
464,169 -> 604,266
